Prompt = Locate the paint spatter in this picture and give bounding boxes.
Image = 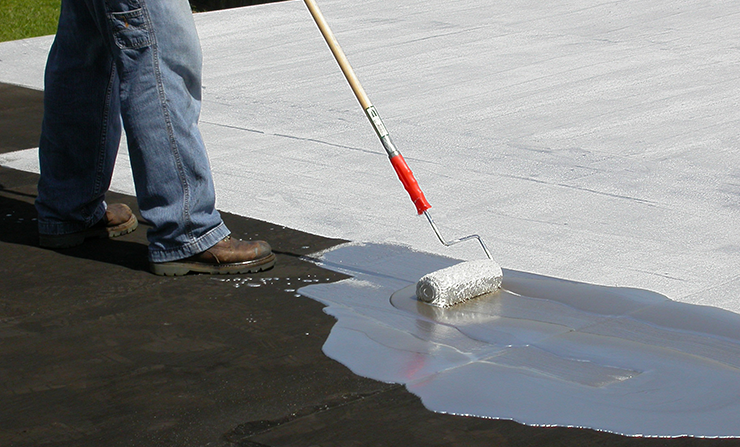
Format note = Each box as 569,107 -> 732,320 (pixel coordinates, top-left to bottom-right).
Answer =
299,242 -> 740,438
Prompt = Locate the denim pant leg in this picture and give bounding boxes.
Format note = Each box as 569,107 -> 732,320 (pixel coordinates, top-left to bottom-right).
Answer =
107,0 -> 229,262
37,0 -> 229,262
36,0 -> 121,235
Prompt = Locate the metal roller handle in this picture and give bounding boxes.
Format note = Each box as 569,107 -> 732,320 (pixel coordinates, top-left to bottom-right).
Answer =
424,211 -> 493,260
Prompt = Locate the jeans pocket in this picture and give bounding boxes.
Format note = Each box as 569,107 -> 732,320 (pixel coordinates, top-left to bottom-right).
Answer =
109,8 -> 153,49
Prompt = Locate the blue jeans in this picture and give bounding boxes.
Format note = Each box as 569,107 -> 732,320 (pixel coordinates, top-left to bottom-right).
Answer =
36,0 -> 230,262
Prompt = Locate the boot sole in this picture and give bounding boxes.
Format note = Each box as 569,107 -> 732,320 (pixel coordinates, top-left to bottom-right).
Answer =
150,253 -> 276,276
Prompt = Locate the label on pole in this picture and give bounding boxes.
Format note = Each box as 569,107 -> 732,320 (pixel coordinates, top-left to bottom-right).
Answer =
365,106 -> 389,138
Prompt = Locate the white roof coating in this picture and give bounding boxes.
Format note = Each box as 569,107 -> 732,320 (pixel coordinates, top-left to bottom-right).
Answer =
299,242 -> 740,437
2,0 -> 738,313
3,0 -> 740,436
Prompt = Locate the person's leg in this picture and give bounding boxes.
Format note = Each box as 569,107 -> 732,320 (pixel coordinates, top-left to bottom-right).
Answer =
36,0 -> 126,242
100,0 -> 229,263
38,0 -> 274,273
95,0 -> 274,273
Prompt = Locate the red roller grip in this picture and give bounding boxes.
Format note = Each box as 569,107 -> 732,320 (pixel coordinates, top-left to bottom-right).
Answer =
390,154 -> 432,215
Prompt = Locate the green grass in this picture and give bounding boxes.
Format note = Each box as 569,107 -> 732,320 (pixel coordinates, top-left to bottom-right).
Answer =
0,0 -> 61,42
0,0 -> 285,42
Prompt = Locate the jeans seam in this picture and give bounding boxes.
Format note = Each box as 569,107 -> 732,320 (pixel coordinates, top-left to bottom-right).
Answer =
141,1 -> 195,242
92,61 -> 117,201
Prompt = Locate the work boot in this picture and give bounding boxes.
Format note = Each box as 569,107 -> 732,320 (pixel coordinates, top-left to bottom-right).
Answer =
150,236 -> 276,276
38,203 -> 138,249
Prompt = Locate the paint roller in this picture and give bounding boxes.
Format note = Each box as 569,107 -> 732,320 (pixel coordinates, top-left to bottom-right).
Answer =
305,0 -> 502,307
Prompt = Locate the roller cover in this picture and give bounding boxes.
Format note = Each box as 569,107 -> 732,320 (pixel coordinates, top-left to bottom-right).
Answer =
416,259 -> 503,307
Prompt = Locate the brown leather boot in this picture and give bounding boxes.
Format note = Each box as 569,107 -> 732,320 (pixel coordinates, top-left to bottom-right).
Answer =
150,236 -> 276,276
38,203 -> 138,249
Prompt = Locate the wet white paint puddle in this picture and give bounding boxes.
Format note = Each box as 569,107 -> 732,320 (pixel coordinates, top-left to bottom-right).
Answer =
299,243 -> 740,437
